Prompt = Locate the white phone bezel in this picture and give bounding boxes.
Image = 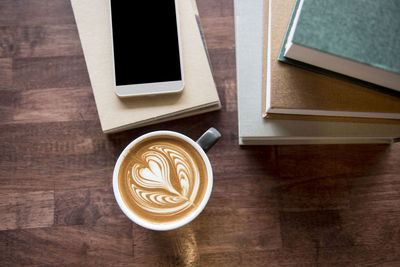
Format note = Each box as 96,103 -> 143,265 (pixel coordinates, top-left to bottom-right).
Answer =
109,0 -> 184,97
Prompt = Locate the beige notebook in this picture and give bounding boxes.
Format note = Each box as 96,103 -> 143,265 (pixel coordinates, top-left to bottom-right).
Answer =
262,0 -> 400,122
71,0 -> 221,133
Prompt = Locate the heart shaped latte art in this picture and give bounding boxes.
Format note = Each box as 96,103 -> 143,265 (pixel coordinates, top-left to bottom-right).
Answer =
128,144 -> 200,216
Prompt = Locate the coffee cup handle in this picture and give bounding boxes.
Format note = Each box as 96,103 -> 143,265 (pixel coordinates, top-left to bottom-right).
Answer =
196,128 -> 221,153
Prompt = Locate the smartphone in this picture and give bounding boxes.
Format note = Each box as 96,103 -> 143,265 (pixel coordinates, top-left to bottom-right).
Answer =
110,0 -> 184,97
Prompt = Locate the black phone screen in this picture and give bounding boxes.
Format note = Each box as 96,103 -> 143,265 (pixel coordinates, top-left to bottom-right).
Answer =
110,1 -> 182,86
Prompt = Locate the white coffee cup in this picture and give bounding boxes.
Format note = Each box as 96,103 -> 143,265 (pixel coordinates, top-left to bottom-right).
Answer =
113,128 -> 221,231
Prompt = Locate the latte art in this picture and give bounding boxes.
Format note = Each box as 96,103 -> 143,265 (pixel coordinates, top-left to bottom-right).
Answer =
130,144 -> 200,214
118,136 -> 208,224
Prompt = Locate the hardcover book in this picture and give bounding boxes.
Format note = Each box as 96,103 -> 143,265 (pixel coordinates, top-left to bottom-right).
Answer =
263,0 -> 400,122
281,0 -> 400,92
235,0 -> 400,145
71,0 -> 220,133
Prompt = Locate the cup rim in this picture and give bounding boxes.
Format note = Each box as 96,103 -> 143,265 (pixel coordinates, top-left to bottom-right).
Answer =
112,130 -> 213,231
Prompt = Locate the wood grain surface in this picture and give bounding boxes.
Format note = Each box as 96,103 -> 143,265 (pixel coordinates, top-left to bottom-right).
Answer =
1,0 -> 399,266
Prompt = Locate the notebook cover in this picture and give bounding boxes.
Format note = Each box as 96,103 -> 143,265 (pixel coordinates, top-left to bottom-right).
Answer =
71,0 -> 221,133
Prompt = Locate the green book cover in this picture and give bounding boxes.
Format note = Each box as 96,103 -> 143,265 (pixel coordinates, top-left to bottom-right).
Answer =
278,0 -> 400,96
292,0 -> 400,74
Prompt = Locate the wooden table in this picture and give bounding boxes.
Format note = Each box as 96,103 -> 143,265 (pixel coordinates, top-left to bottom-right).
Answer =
1,0 -> 399,266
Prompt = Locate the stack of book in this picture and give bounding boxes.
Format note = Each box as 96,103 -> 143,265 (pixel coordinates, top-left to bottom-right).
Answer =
236,0 -> 400,145
71,0 -> 220,133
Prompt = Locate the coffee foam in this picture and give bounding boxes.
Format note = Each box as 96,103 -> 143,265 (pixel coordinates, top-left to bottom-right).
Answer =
118,136 -> 208,224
